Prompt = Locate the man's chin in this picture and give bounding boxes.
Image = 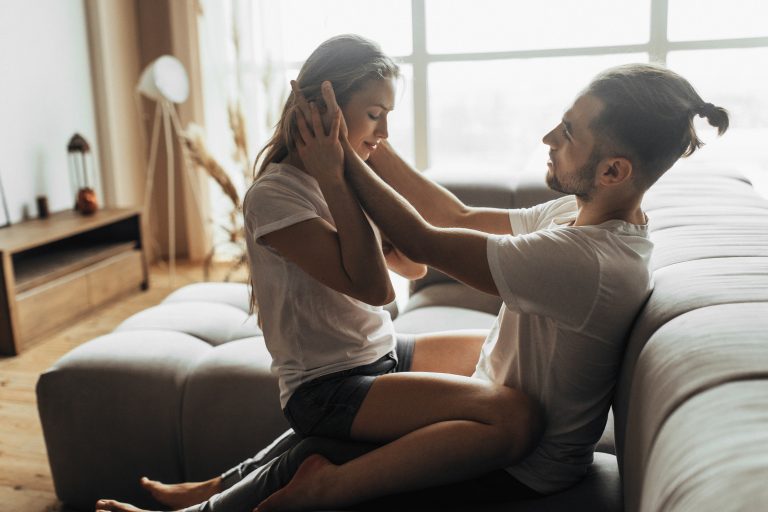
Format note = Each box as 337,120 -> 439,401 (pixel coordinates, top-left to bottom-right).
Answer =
545,172 -> 558,192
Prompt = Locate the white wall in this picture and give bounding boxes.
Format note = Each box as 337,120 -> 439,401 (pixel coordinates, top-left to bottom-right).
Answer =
0,0 -> 100,223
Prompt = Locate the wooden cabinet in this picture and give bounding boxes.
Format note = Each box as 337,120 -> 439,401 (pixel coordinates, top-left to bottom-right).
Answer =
0,208 -> 148,355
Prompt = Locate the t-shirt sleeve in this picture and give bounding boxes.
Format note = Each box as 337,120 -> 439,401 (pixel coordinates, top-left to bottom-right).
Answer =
243,180 -> 320,242
486,229 -> 600,330
507,196 -> 577,235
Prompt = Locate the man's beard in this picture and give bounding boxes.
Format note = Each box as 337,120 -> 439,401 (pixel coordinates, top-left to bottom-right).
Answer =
546,149 -> 601,201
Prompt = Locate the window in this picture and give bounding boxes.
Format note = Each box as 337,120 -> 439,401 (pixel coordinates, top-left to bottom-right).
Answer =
198,0 -> 768,256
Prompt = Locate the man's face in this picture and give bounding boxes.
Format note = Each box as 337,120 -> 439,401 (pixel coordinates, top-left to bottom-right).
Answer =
542,94 -> 605,200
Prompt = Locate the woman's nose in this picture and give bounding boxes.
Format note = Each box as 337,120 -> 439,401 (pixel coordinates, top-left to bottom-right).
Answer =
375,118 -> 388,139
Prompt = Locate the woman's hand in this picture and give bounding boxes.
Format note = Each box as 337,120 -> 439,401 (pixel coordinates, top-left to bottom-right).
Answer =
292,80 -> 349,142
294,90 -> 344,182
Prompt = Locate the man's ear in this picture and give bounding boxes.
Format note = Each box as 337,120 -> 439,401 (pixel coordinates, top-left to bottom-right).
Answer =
599,157 -> 633,185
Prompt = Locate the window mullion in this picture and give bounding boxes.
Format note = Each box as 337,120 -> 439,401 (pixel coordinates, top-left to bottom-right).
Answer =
411,0 -> 429,170
649,0 -> 669,64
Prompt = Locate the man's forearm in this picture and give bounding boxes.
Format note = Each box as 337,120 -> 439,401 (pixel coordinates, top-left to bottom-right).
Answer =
367,141 -> 467,228
344,142 -> 499,297
343,142 -> 433,264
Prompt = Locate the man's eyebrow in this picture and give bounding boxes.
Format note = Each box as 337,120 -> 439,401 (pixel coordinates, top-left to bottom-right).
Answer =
375,103 -> 394,111
562,118 -> 574,136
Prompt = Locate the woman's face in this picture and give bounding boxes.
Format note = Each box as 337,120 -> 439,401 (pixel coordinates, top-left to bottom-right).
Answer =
341,77 -> 396,160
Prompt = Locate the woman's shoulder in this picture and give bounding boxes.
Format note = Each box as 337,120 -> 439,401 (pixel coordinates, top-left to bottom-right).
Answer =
244,162 -> 320,212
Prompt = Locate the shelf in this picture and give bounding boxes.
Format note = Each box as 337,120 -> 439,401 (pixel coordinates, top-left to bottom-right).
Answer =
0,207 -> 148,355
0,208 -> 140,253
14,241 -> 138,293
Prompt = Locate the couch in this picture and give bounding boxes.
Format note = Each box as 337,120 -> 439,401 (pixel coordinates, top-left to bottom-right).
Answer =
37,160 -> 768,511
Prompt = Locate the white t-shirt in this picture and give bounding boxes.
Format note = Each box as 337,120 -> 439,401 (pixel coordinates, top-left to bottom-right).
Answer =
243,162 -> 397,408
475,195 -> 653,494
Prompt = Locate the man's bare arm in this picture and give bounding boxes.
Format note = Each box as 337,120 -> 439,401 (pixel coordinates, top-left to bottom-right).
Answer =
345,140 -> 499,296
368,141 -> 514,234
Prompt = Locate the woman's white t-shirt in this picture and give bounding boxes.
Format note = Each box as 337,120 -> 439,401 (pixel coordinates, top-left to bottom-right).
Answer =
244,162 -> 397,408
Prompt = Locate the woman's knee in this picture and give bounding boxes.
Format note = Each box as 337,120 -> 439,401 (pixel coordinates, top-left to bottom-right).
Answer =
292,437 -> 377,467
485,386 -> 545,464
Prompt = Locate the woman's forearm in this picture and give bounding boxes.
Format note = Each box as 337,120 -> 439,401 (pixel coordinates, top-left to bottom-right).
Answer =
315,173 -> 395,305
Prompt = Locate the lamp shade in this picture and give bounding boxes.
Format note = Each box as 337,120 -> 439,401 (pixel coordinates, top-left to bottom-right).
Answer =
137,55 -> 189,104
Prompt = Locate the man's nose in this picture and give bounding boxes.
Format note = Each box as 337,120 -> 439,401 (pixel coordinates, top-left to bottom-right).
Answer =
542,126 -> 557,146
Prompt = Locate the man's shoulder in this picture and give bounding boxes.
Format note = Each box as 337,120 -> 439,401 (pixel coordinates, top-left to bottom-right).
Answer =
508,195 -> 576,235
538,195 -> 577,220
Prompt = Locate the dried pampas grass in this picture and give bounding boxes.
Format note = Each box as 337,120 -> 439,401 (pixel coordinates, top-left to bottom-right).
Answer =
181,124 -> 241,209
228,101 -> 250,168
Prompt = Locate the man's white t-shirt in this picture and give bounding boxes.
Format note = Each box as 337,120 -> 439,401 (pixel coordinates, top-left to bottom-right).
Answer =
475,195 -> 653,494
243,162 -> 397,408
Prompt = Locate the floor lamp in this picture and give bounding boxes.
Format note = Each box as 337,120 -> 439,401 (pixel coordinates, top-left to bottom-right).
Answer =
137,55 -> 190,287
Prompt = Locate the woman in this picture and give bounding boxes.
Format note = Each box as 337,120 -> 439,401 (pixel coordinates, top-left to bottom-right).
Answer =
96,34 -> 540,512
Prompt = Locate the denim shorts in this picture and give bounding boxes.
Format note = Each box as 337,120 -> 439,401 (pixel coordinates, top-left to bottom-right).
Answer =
283,333 -> 415,439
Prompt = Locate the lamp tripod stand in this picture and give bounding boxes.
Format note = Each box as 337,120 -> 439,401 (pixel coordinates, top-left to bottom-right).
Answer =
137,55 -> 200,287
142,99 -> 181,286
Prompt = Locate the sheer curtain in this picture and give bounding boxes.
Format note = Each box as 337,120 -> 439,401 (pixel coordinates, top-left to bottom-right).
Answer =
196,0 -> 292,256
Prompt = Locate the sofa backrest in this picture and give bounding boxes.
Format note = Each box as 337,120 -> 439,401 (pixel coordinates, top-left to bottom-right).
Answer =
613,161 -> 768,511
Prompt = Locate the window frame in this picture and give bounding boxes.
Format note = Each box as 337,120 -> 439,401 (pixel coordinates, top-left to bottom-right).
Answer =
395,0 -> 768,170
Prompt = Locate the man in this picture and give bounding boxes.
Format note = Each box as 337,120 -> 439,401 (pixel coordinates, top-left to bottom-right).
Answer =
97,63 -> 728,512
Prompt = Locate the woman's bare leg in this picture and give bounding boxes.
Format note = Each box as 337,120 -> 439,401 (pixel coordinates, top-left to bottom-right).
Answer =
255,329 -> 539,511
123,331 -> 493,511
258,387 -> 541,512
136,330 -> 485,507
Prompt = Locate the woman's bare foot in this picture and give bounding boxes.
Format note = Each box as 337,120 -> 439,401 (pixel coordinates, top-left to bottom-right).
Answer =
256,455 -> 339,512
94,499 -> 153,512
139,475 -> 223,508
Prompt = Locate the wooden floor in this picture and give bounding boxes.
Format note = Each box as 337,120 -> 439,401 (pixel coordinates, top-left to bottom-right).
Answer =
0,261 -> 245,512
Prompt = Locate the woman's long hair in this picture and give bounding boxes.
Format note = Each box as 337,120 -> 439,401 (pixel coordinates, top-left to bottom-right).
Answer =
253,34 -> 400,178
247,34 -> 400,317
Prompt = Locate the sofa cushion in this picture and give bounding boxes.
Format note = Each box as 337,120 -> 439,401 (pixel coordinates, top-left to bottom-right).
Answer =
163,281 -> 252,312
648,225 -> 768,270
394,305 -> 497,334
116,301 -> 261,346
479,452 -> 622,512
621,303 -> 768,509
614,257 -> 768,468
640,381 -> 768,512
36,331 -> 211,510
181,338 -> 289,481
404,282 -> 502,316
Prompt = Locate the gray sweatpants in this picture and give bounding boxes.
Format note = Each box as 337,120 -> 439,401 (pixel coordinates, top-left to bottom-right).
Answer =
182,429 -> 375,511
180,429 -> 540,511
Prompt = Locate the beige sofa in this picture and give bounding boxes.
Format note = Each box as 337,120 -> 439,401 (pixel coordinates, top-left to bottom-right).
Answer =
37,161 -> 768,511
